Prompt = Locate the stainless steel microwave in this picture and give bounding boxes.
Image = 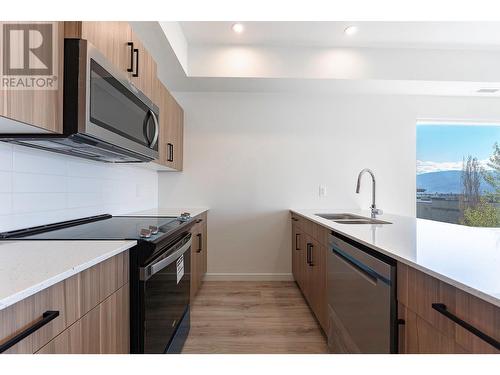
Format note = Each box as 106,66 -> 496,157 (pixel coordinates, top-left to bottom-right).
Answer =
0,39 -> 159,163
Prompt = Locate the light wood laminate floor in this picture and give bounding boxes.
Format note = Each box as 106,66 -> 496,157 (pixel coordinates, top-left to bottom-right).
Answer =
182,281 -> 329,354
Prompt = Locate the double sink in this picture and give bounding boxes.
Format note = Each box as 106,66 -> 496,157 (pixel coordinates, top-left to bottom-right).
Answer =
315,213 -> 391,225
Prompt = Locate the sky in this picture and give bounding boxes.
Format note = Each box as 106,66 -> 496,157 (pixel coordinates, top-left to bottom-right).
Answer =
416,124 -> 499,174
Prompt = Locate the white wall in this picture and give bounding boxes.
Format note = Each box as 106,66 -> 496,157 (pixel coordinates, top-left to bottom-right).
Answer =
0,143 -> 158,232
158,92 -> 500,279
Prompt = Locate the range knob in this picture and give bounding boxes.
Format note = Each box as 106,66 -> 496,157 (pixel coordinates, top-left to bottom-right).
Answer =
140,228 -> 152,238
178,212 -> 191,222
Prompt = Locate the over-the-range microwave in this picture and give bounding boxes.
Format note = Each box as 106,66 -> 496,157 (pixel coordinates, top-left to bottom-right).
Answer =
0,39 -> 159,163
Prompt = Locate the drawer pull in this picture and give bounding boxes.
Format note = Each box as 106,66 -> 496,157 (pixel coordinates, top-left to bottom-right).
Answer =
432,303 -> 500,350
0,310 -> 60,353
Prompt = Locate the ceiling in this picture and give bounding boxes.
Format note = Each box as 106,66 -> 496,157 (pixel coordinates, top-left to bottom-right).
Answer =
132,21 -> 500,96
179,21 -> 500,49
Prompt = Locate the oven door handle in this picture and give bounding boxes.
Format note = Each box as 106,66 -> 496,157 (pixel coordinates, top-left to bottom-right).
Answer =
140,235 -> 192,281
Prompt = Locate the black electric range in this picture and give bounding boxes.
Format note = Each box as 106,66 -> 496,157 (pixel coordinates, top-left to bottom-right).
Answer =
0,213 -> 196,354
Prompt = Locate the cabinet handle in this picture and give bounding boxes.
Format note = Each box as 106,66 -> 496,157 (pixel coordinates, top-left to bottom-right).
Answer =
306,243 -> 313,266
133,48 -> 139,77
292,217 -> 299,222
0,310 -> 60,353
295,233 -> 300,250
127,42 -> 134,72
195,219 -> 203,224
196,233 -> 202,253
431,303 -> 500,350
167,143 -> 174,162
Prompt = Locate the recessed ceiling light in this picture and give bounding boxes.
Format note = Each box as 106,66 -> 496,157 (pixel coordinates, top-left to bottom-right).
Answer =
344,26 -> 358,36
232,23 -> 244,34
477,88 -> 499,93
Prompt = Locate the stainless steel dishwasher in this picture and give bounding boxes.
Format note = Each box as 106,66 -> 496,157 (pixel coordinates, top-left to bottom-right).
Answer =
327,232 -> 397,353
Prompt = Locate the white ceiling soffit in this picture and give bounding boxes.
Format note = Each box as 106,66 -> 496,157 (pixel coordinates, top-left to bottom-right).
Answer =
137,21 -> 500,96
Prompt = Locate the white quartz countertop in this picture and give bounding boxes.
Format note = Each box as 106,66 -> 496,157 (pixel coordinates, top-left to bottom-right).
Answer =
291,208 -> 500,308
126,207 -> 209,218
0,240 -> 136,311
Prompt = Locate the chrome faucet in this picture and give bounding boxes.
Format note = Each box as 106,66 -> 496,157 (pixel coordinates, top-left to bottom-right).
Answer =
356,168 -> 383,218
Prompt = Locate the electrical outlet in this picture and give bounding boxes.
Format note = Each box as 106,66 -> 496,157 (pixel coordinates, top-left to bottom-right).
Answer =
319,185 -> 327,197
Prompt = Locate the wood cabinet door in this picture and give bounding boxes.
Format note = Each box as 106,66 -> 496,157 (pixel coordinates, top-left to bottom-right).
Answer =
99,283 -> 129,354
65,21 -> 133,76
190,221 -> 201,300
311,240 -> 328,331
163,92 -> 184,171
129,32 -> 157,100
292,222 -> 301,283
0,21 -> 64,134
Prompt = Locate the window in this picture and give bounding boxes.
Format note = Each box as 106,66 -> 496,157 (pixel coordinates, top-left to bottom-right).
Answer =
416,123 -> 500,227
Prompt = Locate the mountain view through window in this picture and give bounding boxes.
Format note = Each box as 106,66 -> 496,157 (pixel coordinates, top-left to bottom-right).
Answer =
416,124 -> 500,227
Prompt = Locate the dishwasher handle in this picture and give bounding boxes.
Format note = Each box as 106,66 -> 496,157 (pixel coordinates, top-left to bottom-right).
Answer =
331,245 -> 379,286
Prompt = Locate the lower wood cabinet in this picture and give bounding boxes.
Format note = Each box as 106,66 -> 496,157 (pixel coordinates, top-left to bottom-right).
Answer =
398,262 -> 499,354
190,212 -> 208,300
0,251 -> 130,354
291,214 -> 328,332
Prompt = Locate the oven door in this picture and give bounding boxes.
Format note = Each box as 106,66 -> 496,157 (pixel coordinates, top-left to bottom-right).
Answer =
140,234 -> 191,354
84,42 -> 159,160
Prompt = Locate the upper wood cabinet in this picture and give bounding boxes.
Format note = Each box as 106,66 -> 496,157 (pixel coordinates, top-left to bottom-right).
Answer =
155,80 -> 184,171
64,22 -> 157,100
129,33 -> 157,100
0,21 -> 64,134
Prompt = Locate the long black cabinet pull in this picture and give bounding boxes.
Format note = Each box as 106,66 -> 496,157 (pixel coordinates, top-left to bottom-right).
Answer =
133,48 -> 139,77
431,303 -> 500,350
295,234 -> 300,250
196,233 -> 202,253
0,310 -> 59,353
127,42 -> 134,72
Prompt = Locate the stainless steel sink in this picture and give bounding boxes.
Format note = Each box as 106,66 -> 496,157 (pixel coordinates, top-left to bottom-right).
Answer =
315,213 -> 391,225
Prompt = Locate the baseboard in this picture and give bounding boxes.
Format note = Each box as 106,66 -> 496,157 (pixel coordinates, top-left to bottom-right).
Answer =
203,273 -> 294,281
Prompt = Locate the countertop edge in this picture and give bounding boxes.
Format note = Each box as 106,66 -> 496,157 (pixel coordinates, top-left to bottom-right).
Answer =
0,240 -> 137,311
290,209 -> 500,309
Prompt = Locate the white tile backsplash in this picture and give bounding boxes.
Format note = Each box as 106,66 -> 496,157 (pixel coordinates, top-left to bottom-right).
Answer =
0,143 -> 158,232
0,171 -> 12,192
0,143 -> 13,171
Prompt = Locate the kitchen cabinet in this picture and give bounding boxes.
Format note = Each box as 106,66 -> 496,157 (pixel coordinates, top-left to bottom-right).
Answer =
64,22 -> 157,100
154,80 -> 184,171
0,21 -> 64,134
398,262 -> 500,354
0,251 -> 130,354
190,212 -> 208,300
290,214 -> 328,332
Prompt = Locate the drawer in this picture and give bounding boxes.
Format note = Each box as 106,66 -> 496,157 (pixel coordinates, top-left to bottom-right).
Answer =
0,274 -> 80,354
398,263 -> 500,353
0,250 -> 129,354
404,307 -> 469,354
291,213 -> 312,234
398,263 -> 457,338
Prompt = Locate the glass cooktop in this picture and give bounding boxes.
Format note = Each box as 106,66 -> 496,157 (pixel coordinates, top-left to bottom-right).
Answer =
0,215 -> 184,241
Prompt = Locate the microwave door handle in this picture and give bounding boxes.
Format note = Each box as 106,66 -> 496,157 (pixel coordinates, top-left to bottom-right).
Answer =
149,110 -> 159,148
